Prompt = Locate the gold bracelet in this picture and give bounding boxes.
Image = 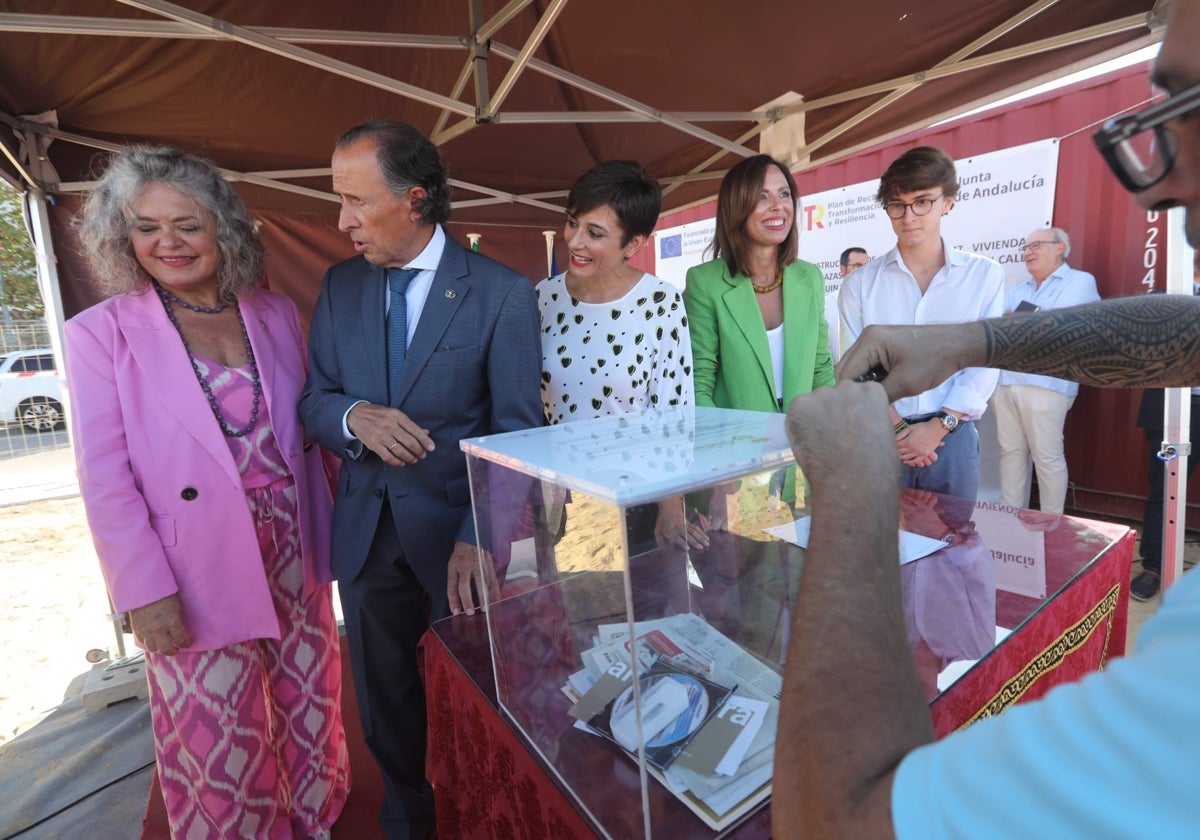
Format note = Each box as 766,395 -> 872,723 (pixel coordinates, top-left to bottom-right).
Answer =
893,420 -> 910,434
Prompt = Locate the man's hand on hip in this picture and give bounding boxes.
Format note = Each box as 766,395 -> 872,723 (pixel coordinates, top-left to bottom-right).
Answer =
347,402 -> 435,465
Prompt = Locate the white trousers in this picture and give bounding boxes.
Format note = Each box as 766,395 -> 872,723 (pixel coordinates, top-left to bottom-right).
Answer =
992,384 -> 1076,515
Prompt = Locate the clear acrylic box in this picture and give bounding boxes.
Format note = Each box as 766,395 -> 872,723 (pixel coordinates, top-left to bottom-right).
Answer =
458,404 -> 1133,837
461,406 -> 797,838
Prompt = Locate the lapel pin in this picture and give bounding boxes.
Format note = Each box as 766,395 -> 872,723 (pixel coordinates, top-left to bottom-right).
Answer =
444,289 -> 456,299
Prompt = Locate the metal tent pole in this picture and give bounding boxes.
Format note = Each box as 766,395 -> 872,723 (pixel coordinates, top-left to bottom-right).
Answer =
1160,205 -> 1195,592
27,186 -> 127,657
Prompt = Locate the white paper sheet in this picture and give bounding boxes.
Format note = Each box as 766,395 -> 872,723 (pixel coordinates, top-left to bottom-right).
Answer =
764,516 -> 949,565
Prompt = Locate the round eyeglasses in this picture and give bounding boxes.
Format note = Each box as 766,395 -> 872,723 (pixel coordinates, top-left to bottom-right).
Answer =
882,194 -> 946,220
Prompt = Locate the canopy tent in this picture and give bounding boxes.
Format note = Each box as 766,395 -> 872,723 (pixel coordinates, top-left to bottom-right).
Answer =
0,0 -> 1168,310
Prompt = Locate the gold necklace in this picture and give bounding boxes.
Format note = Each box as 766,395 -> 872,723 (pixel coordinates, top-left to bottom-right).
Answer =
751,269 -> 783,294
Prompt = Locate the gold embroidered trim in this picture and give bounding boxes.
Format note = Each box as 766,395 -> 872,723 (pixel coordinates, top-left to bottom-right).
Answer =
955,582 -> 1121,731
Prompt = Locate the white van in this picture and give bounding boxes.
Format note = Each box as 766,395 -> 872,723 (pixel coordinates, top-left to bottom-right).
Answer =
0,349 -> 65,432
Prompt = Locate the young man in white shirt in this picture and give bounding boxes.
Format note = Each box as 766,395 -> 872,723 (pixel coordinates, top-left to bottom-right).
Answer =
839,146 -> 1004,501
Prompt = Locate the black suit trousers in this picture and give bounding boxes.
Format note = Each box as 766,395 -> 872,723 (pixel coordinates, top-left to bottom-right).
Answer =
339,499 -> 446,840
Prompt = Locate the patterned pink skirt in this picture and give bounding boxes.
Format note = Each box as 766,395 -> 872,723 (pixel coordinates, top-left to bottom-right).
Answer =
144,477 -> 349,839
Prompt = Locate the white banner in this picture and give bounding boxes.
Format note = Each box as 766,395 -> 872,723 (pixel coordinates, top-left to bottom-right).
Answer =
798,138 -> 1060,303
652,138 -> 1060,300
655,218 -> 717,290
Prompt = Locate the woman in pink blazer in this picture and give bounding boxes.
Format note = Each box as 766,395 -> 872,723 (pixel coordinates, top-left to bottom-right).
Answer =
66,148 -> 348,838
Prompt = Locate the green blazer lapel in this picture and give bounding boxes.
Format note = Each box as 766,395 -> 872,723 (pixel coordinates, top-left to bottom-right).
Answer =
780,263 -> 815,403
719,268 -> 775,398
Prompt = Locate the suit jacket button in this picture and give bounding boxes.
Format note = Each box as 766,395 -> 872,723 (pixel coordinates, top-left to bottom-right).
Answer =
373,488 -> 384,498
181,487 -> 199,501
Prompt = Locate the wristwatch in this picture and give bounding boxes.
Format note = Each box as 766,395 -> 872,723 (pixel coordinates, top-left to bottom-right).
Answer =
935,411 -> 960,433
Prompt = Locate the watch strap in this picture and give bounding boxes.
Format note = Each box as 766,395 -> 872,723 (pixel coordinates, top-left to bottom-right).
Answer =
935,411 -> 960,433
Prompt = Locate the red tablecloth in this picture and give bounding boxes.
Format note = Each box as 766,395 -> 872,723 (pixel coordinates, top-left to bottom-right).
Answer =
424,511 -> 1133,838
931,519 -> 1133,734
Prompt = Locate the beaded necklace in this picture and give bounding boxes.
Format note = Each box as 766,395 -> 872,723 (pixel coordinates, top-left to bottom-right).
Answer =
158,283 -> 232,313
153,281 -> 262,437
751,269 -> 784,294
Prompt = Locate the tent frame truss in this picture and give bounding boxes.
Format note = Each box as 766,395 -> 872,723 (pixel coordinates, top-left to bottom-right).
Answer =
0,1 -> 1165,214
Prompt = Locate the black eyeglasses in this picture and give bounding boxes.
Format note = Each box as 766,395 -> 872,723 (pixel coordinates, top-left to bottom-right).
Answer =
1094,81 -> 1200,193
1021,240 -> 1059,251
882,194 -> 946,219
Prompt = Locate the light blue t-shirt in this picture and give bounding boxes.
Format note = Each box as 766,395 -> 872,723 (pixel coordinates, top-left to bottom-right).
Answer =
892,568 -> 1200,838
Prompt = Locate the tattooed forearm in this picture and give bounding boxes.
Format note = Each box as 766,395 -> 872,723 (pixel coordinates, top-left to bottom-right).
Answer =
982,295 -> 1200,388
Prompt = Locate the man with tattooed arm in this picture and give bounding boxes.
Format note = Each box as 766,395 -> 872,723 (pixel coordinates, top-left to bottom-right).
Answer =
773,0 -> 1200,835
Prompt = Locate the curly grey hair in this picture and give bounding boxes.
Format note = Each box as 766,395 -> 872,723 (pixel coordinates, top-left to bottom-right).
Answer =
75,147 -> 263,297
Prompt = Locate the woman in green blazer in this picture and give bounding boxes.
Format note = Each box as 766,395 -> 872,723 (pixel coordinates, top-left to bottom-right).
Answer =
683,154 -> 834,414
684,155 -> 833,516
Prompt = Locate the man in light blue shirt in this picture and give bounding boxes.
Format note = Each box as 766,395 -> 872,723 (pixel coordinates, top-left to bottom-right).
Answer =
992,227 -> 1100,513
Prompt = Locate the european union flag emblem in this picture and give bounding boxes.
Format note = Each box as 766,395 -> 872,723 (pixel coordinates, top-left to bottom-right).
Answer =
660,234 -> 683,259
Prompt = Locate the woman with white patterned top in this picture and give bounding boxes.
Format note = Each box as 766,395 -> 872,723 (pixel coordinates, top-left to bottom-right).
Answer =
536,160 -> 704,549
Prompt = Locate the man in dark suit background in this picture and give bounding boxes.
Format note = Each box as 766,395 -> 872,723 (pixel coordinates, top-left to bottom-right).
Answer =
299,119 -> 543,839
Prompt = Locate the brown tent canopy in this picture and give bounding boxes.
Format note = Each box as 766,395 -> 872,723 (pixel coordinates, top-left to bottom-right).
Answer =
0,0 -> 1165,311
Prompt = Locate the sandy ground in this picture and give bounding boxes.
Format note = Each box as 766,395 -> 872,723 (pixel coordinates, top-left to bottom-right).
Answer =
0,496 -> 115,746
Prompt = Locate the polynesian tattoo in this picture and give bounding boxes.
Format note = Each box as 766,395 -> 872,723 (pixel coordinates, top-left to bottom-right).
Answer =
982,295 -> 1200,389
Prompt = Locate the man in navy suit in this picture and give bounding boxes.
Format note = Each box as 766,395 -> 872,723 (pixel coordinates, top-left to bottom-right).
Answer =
300,120 -> 543,839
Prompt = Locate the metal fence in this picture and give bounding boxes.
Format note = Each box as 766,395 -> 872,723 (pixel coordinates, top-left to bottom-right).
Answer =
0,319 -> 70,459
0,319 -> 51,353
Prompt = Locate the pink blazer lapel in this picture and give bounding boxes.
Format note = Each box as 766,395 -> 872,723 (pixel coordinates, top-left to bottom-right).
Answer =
116,288 -> 242,487
240,292 -> 299,456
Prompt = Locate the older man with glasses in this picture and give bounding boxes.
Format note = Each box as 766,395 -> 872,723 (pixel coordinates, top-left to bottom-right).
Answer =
775,0 -> 1200,836
992,228 -> 1100,514
839,145 -> 1004,502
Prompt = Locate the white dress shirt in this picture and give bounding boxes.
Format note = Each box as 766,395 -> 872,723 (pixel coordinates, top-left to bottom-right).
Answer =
998,263 -> 1100,396
839,240 -> 1005,420
384,224 -> 445,346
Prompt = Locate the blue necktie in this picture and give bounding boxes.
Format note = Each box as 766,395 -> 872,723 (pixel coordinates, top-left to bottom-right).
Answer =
386,267 -> 419,403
